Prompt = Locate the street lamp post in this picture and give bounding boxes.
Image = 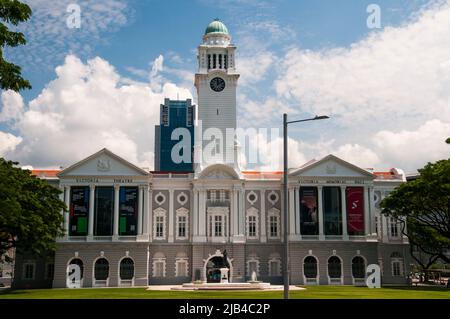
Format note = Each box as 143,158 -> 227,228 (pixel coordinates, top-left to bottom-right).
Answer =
283,113 -> 329,300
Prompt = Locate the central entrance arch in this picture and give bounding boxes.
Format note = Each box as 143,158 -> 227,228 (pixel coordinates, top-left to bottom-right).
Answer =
203,250 -> 233,283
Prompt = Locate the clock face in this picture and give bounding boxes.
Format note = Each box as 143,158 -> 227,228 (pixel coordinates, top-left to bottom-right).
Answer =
210,77 -> 226,92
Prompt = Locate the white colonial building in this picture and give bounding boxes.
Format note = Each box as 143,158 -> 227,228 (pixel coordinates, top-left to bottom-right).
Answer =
12,19 -> 410,289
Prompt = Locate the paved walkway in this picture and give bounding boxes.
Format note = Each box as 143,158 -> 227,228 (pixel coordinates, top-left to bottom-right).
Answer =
146,285 -> 305,291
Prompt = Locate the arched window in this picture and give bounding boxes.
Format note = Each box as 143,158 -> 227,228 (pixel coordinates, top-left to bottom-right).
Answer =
303,256 -> 318,278
352,256 -> 366,279
69,258 -> 84,279
94,258 -> 109,280
328,256 -> 342,278
119,258 -> 134,280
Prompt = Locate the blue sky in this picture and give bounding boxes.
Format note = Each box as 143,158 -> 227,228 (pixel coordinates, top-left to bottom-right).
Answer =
1,0 -> 449,172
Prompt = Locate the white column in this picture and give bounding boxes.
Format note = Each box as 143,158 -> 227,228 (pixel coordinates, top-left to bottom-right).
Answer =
260,189 -> 267,243
369,186 -> 376,235
402,216 -> 408,242
113,184 -> 120,238
198,189 -> 206,240
382,214 -> 389,243
88,184 -> 95,238
148,187 -> 153,242
137,186 -> 143,235
364,186 -> 370,236
317,186 -> 324,240
193,188 -> 199,240
230,187 -> 235,238
288,187 -> 296,238
238,187 -> 245,237
232,187 -> 239,242
168,189 -> 174,243
143,185 -> 149,238
340,186 -> 348,240
63,186 -> 70,238
295,186 -> 301,237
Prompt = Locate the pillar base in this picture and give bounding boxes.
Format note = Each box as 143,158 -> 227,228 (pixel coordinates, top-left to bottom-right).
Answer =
231,235 -> 245,243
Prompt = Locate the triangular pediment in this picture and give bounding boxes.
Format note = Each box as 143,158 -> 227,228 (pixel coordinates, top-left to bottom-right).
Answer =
198,164 -> 241,180
58,148 -> 148,177
289,154 -> 374,179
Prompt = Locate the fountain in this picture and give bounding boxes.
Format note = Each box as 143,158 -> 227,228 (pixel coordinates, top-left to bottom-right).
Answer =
248,270 -> 259,283
168,250 -> 303,291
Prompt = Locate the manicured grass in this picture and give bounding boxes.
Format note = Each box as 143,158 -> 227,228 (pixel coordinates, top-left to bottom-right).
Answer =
0,286 -> 449,299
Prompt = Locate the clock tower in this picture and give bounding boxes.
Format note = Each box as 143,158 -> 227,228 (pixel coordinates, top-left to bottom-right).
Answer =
194,19 -> 240,173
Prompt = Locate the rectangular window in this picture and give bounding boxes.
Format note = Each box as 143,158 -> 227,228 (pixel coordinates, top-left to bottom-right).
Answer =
346,187 -> 365,236
45,263 -> 55,280
119,187 -> 138,236
156,216 -> 164,238
187,106 -> 193,127
23,263 -> 35,280
392,261 -> 401,276
269,216 -> 279,238
162,105 -> 169,126
248,216 -> 256,237
224,55 -> 228,69
299,187 -> 319,235
69,186 -> 90,236
323,187 -> 342,235
178,216 -> 186,238
390,219 -> 399,238
214,215 -> 223,237
94,187 -> 114,236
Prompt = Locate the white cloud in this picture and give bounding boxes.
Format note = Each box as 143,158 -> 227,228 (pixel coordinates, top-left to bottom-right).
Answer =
0,90 -> 24,122
373,119 -> 450,171
332,144 -> 381,169
7,0 -> 131,69
0,132 -> 22,157
237,51 -> 276,86
234,0 -> 450,172
1,54 -> 192,169
274,1 -> 450,127
245,132 -> 307,171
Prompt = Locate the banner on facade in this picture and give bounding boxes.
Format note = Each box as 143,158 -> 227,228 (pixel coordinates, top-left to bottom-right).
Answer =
300,187 -> 318,235
70,186 -> 89,235
346,187 -> 364,235
119,187 -> 138,235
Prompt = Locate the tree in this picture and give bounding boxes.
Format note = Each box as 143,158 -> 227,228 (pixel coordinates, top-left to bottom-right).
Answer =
0,158 -> 65,263
381,159 -> 450,268
0,0 -> 32,91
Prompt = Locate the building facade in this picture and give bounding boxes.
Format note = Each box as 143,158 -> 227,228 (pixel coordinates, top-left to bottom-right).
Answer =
154,98 -> 195,172
16,19 -> 411,288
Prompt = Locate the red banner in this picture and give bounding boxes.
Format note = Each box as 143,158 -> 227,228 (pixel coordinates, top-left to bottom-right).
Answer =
346,187 -> 364,235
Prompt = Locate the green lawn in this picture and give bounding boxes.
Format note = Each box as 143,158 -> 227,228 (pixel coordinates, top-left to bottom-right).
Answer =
0,286 -> 449,299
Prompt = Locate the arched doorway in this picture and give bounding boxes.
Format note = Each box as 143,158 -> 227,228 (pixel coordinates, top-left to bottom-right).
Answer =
203,250 -> 233,283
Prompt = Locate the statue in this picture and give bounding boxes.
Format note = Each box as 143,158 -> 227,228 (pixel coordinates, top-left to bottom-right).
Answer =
222,250 -> 230,268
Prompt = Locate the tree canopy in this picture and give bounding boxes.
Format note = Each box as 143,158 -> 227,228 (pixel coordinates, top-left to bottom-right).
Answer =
0,158 -> 65,262
0,0 -> 32,91
381,159 -> 450,265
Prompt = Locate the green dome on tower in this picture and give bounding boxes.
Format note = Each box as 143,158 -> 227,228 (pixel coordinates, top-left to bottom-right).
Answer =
204,19 -> 229,36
